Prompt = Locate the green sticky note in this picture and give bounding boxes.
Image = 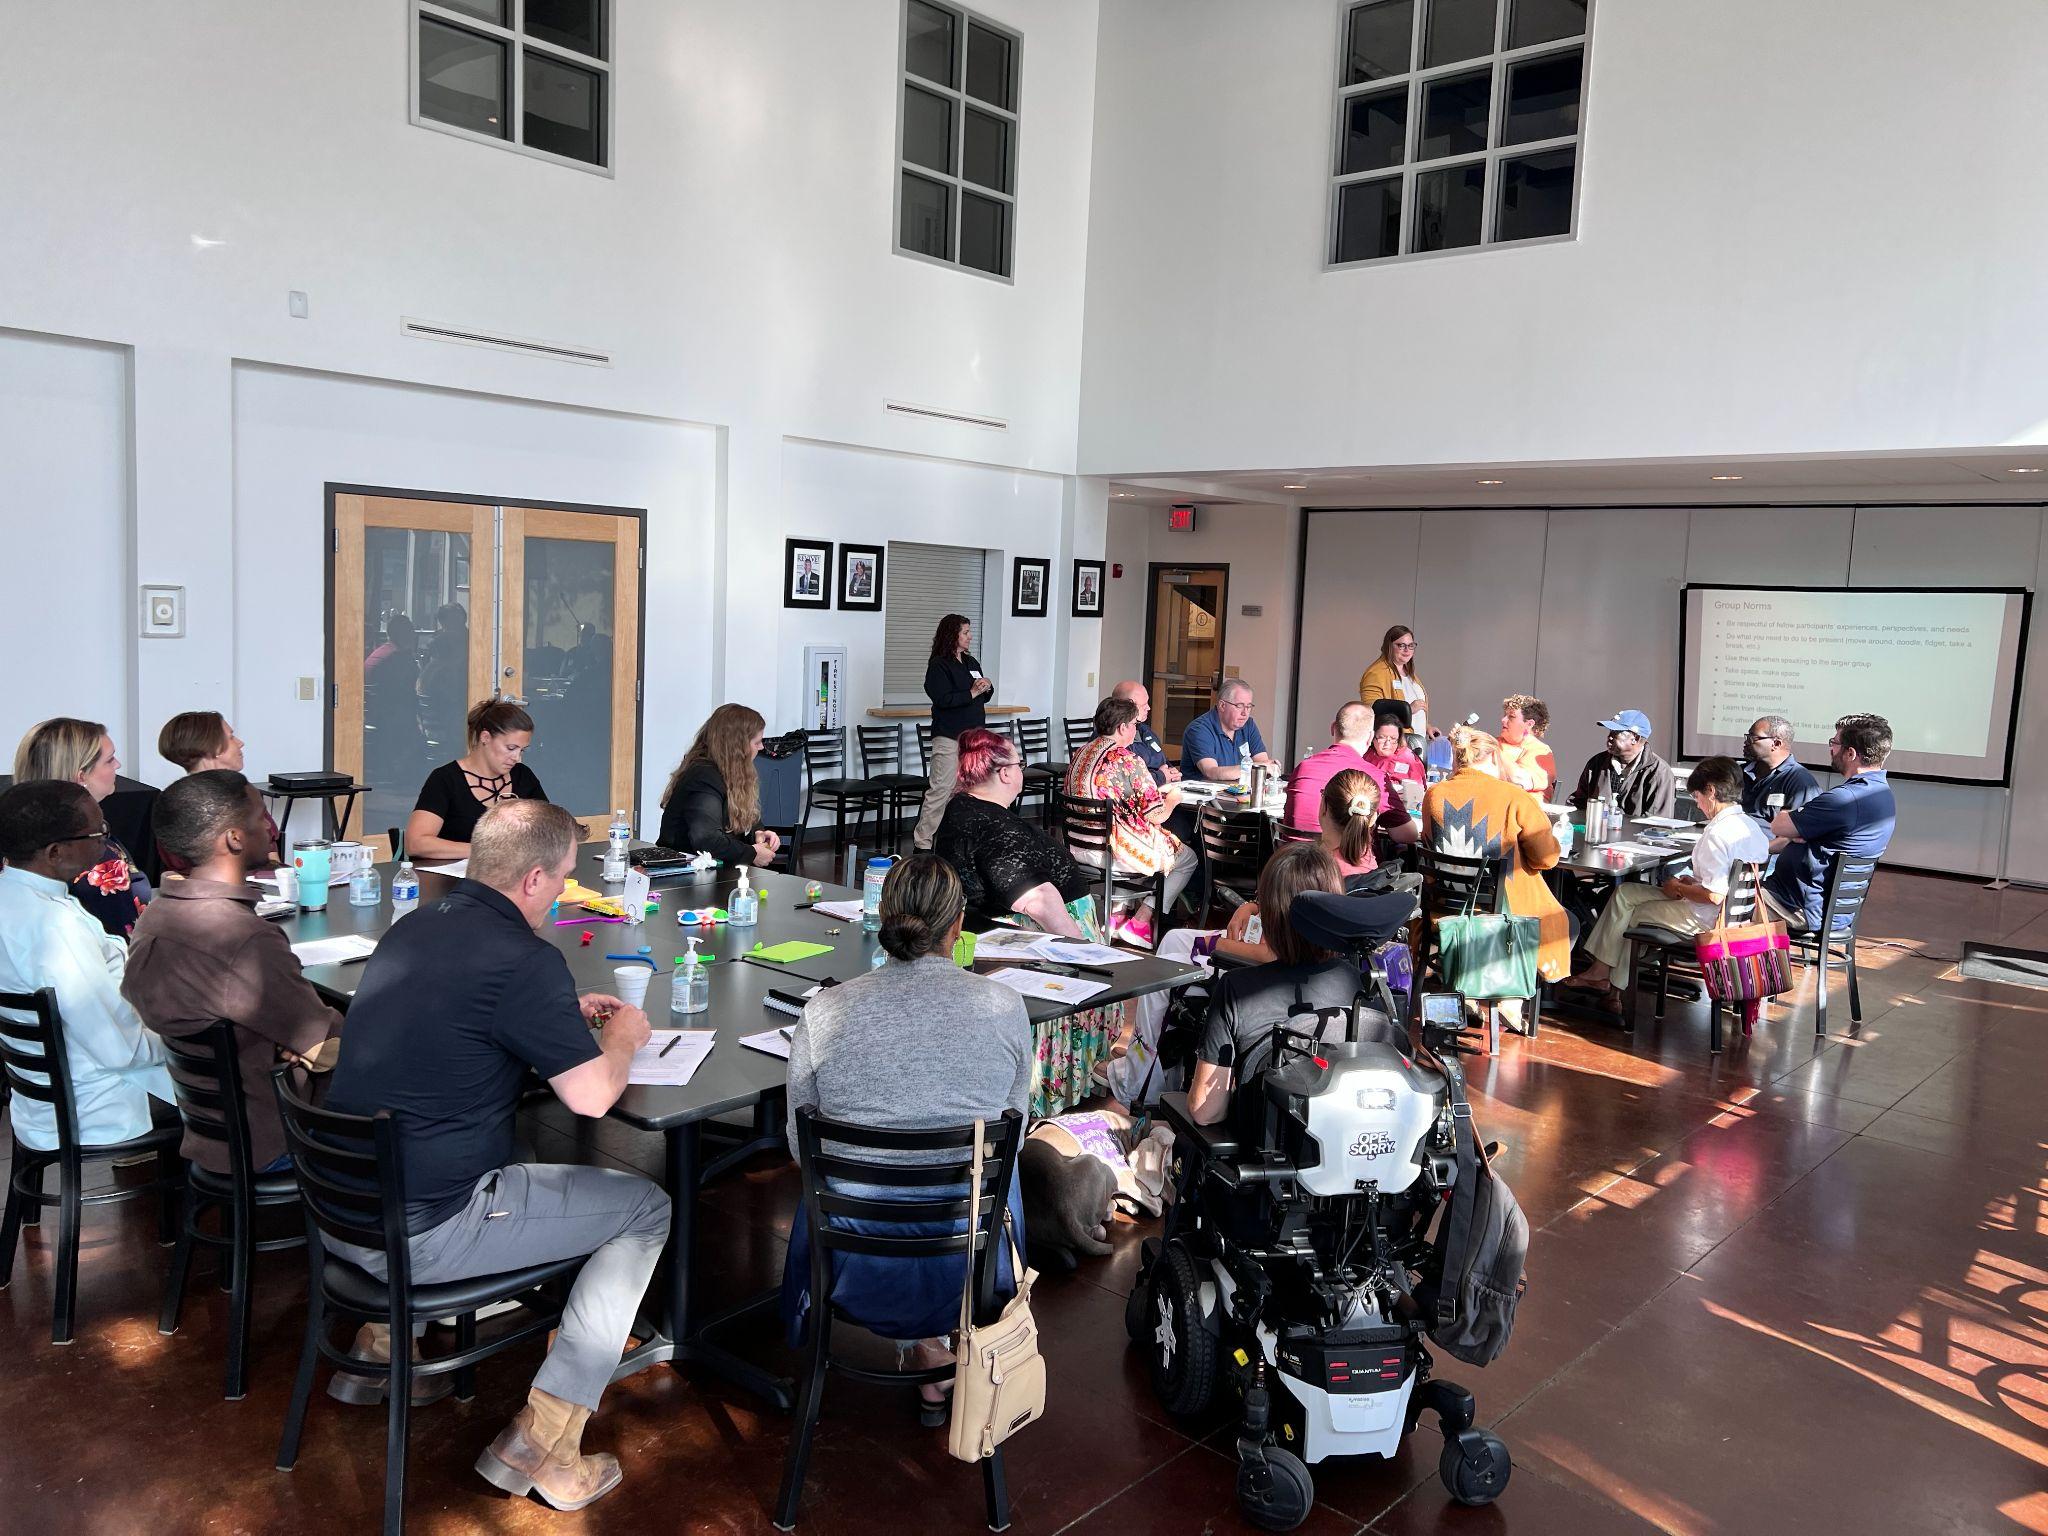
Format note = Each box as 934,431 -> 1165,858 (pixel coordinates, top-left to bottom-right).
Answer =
749,940 -> 836,963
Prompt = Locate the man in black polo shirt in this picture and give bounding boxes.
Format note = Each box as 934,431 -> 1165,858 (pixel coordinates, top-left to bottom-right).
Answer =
1740,713 -> 1820,838
326,800 -> 665,1512
1111,680 -> 1181,785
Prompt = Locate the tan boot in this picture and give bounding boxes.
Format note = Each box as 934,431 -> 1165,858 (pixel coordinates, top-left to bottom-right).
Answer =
475,1388 -> 623,1511
326,1323 -> 454,1407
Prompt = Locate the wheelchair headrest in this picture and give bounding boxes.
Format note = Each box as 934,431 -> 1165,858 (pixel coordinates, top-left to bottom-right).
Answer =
1290,888 -> 1419,953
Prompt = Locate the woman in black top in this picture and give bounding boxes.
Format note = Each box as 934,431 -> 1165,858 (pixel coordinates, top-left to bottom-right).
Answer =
935,727 -> 1091,934
657,704 -> 781,868
405,698 -> 547,861
1185,843 -> 1396,1127
912,613 -> 991,851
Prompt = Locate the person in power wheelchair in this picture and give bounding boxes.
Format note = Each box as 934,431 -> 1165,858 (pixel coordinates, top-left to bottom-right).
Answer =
1127,873 -> 1523,1530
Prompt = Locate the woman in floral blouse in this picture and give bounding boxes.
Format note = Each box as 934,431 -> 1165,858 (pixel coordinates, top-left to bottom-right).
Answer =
12,717 -> 152,937
1063,695 -> 1196,947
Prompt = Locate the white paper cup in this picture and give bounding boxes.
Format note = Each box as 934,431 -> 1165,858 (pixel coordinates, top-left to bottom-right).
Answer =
613,966 -> 650,1009
275,866 -> 298,903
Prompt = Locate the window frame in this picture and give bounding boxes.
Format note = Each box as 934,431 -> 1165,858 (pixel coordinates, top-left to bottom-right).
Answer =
1324,0 -> 1593,270
410,0 -> 616,178
892,0 -> 1023,285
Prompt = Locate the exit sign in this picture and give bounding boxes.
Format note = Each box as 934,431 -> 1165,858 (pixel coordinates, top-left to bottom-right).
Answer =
1167,503 -> 1197,532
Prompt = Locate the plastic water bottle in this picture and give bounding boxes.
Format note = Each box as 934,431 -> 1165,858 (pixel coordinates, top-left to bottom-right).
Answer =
1238,740 -> 1253,791
349,863 -> 381,907
390,860 -> 419,915
603,807 -> 630,883
862,856 -> 891,932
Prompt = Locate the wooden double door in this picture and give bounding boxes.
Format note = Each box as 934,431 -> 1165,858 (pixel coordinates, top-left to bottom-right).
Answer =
329,490 -> 644,853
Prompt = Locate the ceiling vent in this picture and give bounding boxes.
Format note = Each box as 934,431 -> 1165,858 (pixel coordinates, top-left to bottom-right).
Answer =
884,398 -> 1008,431
400,317 -> 613,368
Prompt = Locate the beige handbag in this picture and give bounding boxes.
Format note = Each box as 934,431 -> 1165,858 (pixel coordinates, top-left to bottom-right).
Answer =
947,1120 -> 1047,1462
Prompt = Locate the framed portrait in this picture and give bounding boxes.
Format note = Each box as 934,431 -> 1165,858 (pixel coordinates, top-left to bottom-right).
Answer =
837,543 -> 884,611
1011,556 -> 1049,618
784,539 -> 833,610
1071,558 -> 1105,618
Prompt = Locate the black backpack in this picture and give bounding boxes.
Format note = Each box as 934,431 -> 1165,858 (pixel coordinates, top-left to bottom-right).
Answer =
1416,1046 -> 1529,1367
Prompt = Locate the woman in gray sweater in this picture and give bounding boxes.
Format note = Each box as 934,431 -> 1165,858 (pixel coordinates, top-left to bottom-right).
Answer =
782,853 -> 1034,1420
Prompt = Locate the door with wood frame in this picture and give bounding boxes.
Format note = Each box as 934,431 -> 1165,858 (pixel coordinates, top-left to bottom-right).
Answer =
1143,563 -> 1230,761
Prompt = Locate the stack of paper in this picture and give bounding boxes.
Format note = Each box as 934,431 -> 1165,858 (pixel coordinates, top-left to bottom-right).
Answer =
629,1030 -> 716,1086
288,934 -> 379,966
741,1026 -> 796,1059
808,898 -> 864,922
984,967 -> 1110,1004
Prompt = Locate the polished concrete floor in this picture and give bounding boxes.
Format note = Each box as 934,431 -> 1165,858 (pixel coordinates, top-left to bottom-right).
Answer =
4,868 -> 2047,1534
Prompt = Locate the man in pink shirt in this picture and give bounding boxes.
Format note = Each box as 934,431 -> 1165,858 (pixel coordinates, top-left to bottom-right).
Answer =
1285,702 -> 1385,832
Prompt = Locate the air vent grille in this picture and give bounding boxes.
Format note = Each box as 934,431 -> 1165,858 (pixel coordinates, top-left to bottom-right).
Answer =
884,398 -> 1008,431
400,317 -> 612,368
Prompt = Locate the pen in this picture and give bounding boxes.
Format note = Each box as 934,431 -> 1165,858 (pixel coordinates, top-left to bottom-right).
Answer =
659,1036 -> 680,1058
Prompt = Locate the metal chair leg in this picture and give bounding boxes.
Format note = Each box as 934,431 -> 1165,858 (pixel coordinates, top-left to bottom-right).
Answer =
983,1446 -> 1012,1531
773,1313 -> 832,1530
52,1153 -> 82,1345
1708,998 -> 1723,1055
224,1193 -> 253,1400
158,1186 -> 196,1335
1847,944 -> 1863,1024
277,1287 -> 327,1469
1815,948 -> 1830,1038
384,1321 -> 412,1536
454,1312 -> 478,1402
0,1158 -> 29,1285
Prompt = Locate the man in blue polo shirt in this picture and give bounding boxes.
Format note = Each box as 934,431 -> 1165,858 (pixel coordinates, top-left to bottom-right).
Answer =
1181,678 -> 1279,782
1762,712 -> 1896,930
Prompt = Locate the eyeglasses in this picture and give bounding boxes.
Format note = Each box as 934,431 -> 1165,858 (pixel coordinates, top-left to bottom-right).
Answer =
1749,733 -> 1777,743
995,759 -> 1022,774
1392,640 -> 1416,650
50,825 -> 109,849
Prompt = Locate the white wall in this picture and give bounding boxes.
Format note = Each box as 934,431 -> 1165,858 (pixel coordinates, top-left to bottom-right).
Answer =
1296,502 -> 2048,880
1078,0 -> 2048,476
0,331 -> 133,758
230,364 -> 719,829
1100,501 -> 1303,756
0,0 -> 1105,796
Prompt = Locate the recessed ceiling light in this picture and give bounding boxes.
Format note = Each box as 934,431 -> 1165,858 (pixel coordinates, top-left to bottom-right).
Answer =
1477,479 -> 1504,486
1711,474 -> 1743,481
1282,483 -> 1307,490
2008,467 -> 2044,474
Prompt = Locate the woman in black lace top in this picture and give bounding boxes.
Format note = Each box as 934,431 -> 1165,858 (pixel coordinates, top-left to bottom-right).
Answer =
405,699 -> 548,860
934,728 -> 1093,935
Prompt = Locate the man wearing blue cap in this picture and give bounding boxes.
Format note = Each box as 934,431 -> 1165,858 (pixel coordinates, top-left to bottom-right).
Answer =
1569,708 -> 1676,820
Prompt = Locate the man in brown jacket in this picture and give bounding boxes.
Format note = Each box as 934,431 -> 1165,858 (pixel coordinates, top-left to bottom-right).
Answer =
122,770 -> 342,1175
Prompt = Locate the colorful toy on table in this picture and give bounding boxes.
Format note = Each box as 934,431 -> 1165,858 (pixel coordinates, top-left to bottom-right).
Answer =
804,881 -> 823,901
580,932 -> 593,947
580,893 -> 662,920
675,907 -> 730,927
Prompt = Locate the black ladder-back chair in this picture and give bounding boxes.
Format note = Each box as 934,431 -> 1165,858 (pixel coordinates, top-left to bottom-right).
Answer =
776,1108 -> 1025,1533
1274,821 -> 1320,846
1623,861 -> 1759,1054
0,987 -> 183,1344
158,1021 -> 307,1398
1415,848 -> 1536,1053
1789,853 -> 1877,1037
1194,801 -> 1274,928
801,728 -> 881,872
916,721 -> 936,776
1058,793 -> 1166,950
859,724 -> 928,854
1062,717 -> 1095,760
1008,717 -> 1062,828
272,1069 -> 585,1536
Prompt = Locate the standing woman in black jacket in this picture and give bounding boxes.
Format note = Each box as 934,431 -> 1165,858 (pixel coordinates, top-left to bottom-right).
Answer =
913,613 -> 991,850
657,703 -> 782,867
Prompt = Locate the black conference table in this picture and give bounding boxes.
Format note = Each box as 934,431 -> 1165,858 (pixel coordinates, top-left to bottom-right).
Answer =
280,847 -> 1202,1406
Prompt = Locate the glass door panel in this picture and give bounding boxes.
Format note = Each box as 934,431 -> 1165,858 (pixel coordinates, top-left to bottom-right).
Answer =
332,495 -> 496,852
499,507 -> 642,837
1146,564 -> 1228,762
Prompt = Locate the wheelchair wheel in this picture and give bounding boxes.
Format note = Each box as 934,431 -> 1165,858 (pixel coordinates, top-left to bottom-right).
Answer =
1124,1240 -> 1159,1343
1145,1242 -> 1218,1418
1237,1446 -> 1313,1532
1439,1428 -> 1512,1506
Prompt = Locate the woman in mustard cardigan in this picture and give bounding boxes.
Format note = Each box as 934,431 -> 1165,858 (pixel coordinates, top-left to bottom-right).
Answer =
1421,725 -> 1574,1034
1358,624 -> 1430,737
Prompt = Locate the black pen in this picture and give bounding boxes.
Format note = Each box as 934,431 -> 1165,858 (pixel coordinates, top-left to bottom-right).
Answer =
658,1035 -> 680,1058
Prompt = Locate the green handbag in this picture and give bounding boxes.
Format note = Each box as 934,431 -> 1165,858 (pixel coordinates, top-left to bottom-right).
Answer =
1436,885 -> 1541,1000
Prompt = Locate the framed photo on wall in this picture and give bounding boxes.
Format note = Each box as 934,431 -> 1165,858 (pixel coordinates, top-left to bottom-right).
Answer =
838,543 -> 884,611
1011,556 -> 1049,617
1071,559 -> 1105,618
784,539 -> 833,609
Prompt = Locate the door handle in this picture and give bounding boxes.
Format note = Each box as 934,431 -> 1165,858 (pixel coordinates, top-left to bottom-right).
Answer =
503,666 -> 516,678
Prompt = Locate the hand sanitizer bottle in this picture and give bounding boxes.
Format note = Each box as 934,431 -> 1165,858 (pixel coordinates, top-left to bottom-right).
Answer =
672,937 -> 708,1016
729,866 -> 758,928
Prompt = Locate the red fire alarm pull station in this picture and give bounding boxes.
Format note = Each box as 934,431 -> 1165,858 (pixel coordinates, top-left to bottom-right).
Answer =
1112,563 -> 1123,578
1167,503 -> 1197,532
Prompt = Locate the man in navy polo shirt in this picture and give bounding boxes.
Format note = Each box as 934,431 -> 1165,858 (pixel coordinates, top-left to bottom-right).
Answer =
326,800 -> 666,1510
1112,680 -> 1181,785
1762,712 -> 1896,930
1741,713 -> 1820,836
1181,678 -> 1279,783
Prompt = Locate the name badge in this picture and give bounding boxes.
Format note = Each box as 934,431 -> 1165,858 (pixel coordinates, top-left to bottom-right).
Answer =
1767,795 -> 1785,811
968,670 -> 983,680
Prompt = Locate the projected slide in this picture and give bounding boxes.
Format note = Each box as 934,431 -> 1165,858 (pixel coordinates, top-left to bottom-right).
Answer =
1680,585 -> 2029,783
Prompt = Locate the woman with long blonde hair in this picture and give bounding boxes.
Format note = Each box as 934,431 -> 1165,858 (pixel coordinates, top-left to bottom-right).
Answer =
12,716 -> 152,936
659,703 -> 781,867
